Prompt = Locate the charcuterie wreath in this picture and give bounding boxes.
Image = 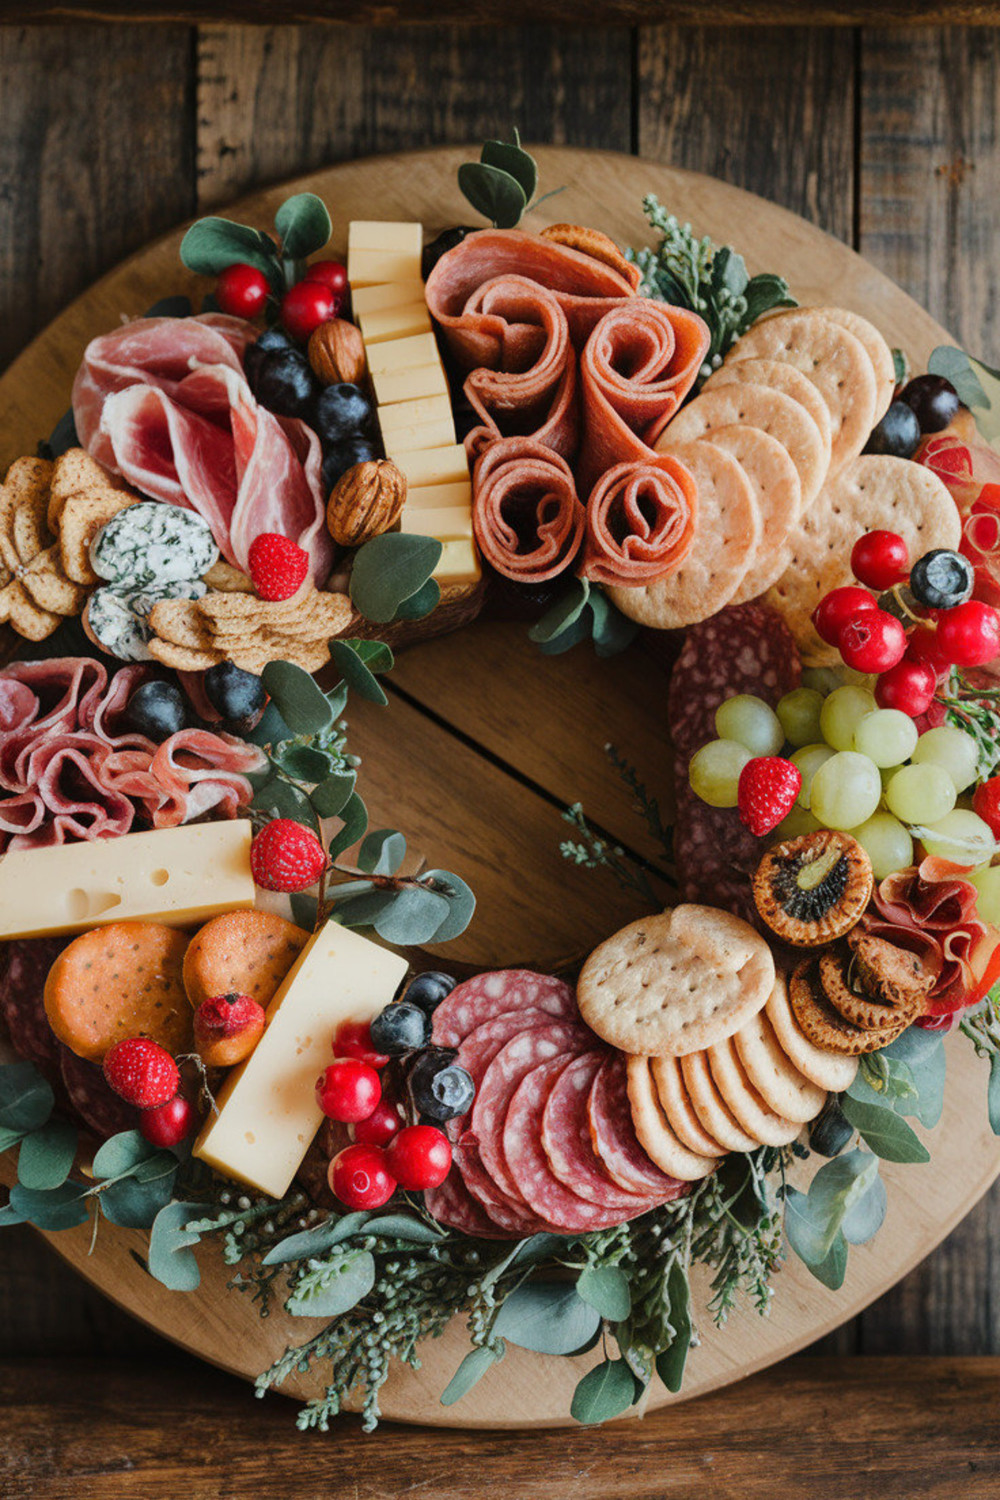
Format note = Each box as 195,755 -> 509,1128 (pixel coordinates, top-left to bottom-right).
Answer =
2,138 -> 1000,1434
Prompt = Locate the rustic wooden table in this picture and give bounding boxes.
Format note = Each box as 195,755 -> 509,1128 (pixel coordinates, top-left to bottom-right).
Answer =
1,16 -> 999,1495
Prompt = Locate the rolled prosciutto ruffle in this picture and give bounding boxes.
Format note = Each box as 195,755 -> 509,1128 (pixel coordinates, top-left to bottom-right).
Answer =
472,438 -> 585,583
582,458 -> 699,587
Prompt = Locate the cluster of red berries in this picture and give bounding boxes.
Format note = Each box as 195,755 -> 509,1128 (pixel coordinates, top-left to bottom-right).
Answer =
812,529 -> 1000,716
318,1017 -> 453,1210
102,1038 -> 195,1148
214,259 -> 348,344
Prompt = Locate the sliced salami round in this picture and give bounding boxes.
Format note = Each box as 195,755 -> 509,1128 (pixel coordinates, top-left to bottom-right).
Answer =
433,969 -> 578,1049
504,1056 -> 637,1232
453,1137 -> 551,1236
424,1166 -> 515,1240
60,1047 -> 137,1140
473,1020 -> 591,1204
588,1053 -> 687,1200
450,1006 -> 565,1137
542,1051 -> 664,1213
0,938 -> 67,1078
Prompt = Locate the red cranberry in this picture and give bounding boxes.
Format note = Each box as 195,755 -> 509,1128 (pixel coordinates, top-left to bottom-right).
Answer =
315,1059 -> 382,1123
328,1144 -> 396,1210
851,530 -> 909,591
385,1124 -> 453,1191
215,263 -> 271,320
280,280 -> 337,343
812,585 -> 878,647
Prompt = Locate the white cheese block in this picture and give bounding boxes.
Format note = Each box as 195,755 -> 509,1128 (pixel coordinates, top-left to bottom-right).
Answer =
389,443 -> 469,489
0,821 -> 254,940
405,479 -> 474,510
357,301 -> 433,346
372,362 -> 449,407
350,280 -> 426,316
348,220 -> 423,255
377,392 -> 455,439
366,332 -> 441,377
378,412 -> 456,454
401,507 -> 474,541
348,247 -> 422,288
194,923 -> 408,1198
434,538 -> 482,586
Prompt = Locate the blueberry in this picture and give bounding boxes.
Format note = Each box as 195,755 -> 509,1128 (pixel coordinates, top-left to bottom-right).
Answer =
254,349 -> 318,419
899,374 -> 960,435
322,435 -> 382,494
256,327 -> 296,354
403,971 -> 457,1015
408,1050 -> 475,1123
369,1000 -> 431,1056
203,661 -> 267,732
313,383 -> 376,447
421,226 -> 477,280
125,680 -> 188,739
863,399 -> 921,459
808,1098 -> 854,1158
910,548 -> 975,611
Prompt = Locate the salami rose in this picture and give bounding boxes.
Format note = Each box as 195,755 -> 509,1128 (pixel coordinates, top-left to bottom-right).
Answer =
472,437 -> 585,583
582,456 -> 698,586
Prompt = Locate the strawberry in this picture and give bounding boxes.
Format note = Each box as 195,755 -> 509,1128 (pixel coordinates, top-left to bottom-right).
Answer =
194,991 -> 266,1068
251,818 -> 327,892
248,532 -> 310,601
103,1038 -> 180,1109
737,756 -> 803,837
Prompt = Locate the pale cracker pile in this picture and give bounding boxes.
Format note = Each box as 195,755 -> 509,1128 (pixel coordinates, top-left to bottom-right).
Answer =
148,578 -> 356,674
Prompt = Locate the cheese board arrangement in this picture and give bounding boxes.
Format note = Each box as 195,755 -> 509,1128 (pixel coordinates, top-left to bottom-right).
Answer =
2,141 -> 1000,1435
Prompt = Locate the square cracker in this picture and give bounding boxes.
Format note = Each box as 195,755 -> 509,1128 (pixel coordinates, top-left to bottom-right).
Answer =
56,489 -> 139,585
3,456 -> 54,564
0,579 -> 62,640
20,547 -> 91,616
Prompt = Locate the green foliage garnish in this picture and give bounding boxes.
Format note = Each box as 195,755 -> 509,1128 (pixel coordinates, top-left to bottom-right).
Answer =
629,195 -> 795,374
179,191 -> 332,298
960,984 -> 1000,1137
458,130 -> 539,230
937,670 -> 1000,782
529,577 -> 639,658
928,345 -> 1000,445
349,533 -> 443,624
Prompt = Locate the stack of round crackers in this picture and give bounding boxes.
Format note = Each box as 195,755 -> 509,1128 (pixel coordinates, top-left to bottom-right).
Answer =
577,904 -> 855,1180
608,306 -> 961,664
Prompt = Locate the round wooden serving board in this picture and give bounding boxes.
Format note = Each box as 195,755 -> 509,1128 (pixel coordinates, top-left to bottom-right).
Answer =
1,146 -> 998,1429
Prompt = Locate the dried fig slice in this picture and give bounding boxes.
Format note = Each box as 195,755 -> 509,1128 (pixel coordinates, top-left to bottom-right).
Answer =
752,831 -> 873,947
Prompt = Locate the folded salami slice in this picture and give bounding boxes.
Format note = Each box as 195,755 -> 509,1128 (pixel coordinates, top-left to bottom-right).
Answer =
588,1053 -> 687,1199
433,968 -> 578,1050
453,1137 -> 551,1236
542,1051 -> 665,1212
582,458 -> 698,586
471,438 -> 585,583
424,1167 -> 513,1239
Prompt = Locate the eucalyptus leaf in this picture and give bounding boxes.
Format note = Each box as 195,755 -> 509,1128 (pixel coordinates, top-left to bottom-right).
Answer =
783,1186 -> 830,1268
328,791 -> 368,860
492,1281 -> 601,1355
743,272 -> 796,324
480,1232 -> 566,1290
362,1214 -> 446,1243
9,1181 -> 89,1231
179,217 -> 280,281
92,1130 -> 159,1181
262,1211 -> 371,1266
810,1229 -> 849,1291
440,1345 -> 503,1406
271,744 -> 336,784
528,579 -> 591,644
332,889 -> 397,929
576,1264 -> 632,1322
458,162 -> 527,230
393,577 -> 441,621
710,245 -> 749,299
806,1149 -> 880,1256
421,870 -> 477,943
289,891 -> 319,931
358,828 -> 407,876
570,1359 -> 636,1425
261,661 -> 336,735
275,193 -> 332,260
928,346 -> 991,413
373,886 -> 451,946
0,1124 -> 25,1153
252,777 -> 319,833
148,1200 -> 203,1291
101,1171 -> 175,1229
841,1173 -> 888,1246
536,611 -> 592,657
841,1096 -> 930,1163
310,768 -> 357,818
285,1249 -> 376,1318
656,1259 -> 691,1393
247,699 -> 294,749
0,1063 -> 54,1134
330,639 -> 390,707
988,1054 -> 1000,1137
350,534 -> 443,624
878,1027 -> 942,1068
16,1118 -> 77,1191
588,590 -> 640,658
480,138 -> 538,201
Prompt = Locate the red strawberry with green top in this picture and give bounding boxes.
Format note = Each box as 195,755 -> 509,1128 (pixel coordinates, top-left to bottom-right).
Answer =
737,756 -> 802,837
248,532 -> 310,601
103,1038 -> 180,1109
251,818 -> 327,892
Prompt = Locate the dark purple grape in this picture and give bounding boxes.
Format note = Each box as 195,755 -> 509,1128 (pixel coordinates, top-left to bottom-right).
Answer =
863,400 -> 921,459
421,226 -> 477,281
313,383 -> 376,447
899,374 -> 960,434
254,350 -> 318,419
125,680 -> 188,739
322,436 -> 382,493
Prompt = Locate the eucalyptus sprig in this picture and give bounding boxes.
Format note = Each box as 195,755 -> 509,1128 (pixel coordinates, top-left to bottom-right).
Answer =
179,191 -> 333,302
959,984 -> 1000,1136
457,130 -> 542,231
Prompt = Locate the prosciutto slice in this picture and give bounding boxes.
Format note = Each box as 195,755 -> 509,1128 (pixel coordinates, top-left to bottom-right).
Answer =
472,438 -> 585,583
861,857 -> 989,1017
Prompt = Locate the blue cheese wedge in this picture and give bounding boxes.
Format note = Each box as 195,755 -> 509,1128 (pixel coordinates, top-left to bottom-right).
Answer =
90,500 -> 219,587
85,578 -> 208,662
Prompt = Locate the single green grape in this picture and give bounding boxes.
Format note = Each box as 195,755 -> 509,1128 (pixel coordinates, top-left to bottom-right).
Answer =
885,763 -> 957,824
819,685 -> 878,752
919,809 -> 997,862
715,694 -> 784,756
970,864 -> 1000,924
790,743 -> 836,809
776,688 -> 825,748
771,804 -> 822,841
851,811 -> 914,879
809,751 -> 882,830
852,709 -> 919,768
910,724 -> 980,792
688,738 -> 751,808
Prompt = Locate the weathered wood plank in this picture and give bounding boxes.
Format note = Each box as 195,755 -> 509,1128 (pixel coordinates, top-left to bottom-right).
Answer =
0,24 -> 194,373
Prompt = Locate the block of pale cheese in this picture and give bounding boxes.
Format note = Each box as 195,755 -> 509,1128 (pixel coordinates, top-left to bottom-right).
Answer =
366,332 -> 441,378
372,362 -> 449,407
433,538 -> 481,586
389,443 -> 469,490
350,279 -> 425,316
405,479 -> 474,511
357,302 -> 433,346
348,248 -> 423,288
194,922 -> 408,1198
379,411 -> 456,454
348,220 -> 423,255
0,820 -> 255,940
401,507 -> 474,540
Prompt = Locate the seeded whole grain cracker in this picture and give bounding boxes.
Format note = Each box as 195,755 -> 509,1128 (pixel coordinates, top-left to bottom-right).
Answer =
707,425 -> 804,604
3,457 -> 54,563
625,1054 -> 719,1181
651,1053 -> 726,1156
0,580 -> 62,640
703,357 -> 834,467
47,448 -> 129,530
766,971 -> 859,1090
577,903 -> 775,1057
44,921 -> 193,1062
148,638 -> 224,672
733,1006 -> 827,1123
20,547 -> 90,616
202,559 -> 254,592
706,1035 -> 804,1146
608,440 -> 760,630
183,910 -> 310,1009
57,489 -> 138,585
788,960 -> 907,1057
679,1049 -> 759,1152
813,307 -> 896,428
765,455 -> 961,664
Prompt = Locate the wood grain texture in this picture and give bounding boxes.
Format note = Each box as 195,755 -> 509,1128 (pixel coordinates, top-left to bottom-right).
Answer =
2,1356 -> 999,1498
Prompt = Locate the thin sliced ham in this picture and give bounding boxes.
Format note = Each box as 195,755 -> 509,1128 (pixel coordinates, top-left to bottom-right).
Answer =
583,458 -> 698,587
472,438 -> 585,583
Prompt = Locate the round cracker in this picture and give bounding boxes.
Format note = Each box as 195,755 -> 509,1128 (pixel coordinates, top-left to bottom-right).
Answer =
814,307 -> 896,427
733,1005 -> 827,1123
726,309 -> 877,473
183,909 -> 310,1009
706,1035 -> 804,1147
766,971 -> 859,1091
707,425 -> 804,604
626,1055 -> 719,1181
651,1054 -> 726,1156
704,357 -> 834,464
817,948 -> 923,1032
577,904 -> 775,1057
608,440 -> 760,629
788,961 -> 907,1057
680,1049 -> 759,1152
659,384 -> 827,508
765,455 -> 961,664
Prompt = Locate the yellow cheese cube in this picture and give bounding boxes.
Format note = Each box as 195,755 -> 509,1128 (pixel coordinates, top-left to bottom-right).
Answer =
377,412 -> 456,454
350,280 -> 426,316
389,443 -> 469,490
372,362 -> 448,407
401,507 -> 474,541
366,332 -> 441,377
348,247 -> 423,288
0,821 -> 255,940
194,923 -> 408,1199
377,393 -> 454,439
405,480 -> 474,510
348,221 -> 423,255
357,302 -> 433,346
434,538 -> 482,586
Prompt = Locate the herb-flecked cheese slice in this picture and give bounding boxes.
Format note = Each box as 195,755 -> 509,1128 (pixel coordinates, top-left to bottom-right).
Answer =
86,578 -> 208,662
90,500 -> 219,587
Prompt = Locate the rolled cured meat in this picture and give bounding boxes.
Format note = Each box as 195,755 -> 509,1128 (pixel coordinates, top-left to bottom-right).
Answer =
472,437 -> 585,583
582,458 -> 698,587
